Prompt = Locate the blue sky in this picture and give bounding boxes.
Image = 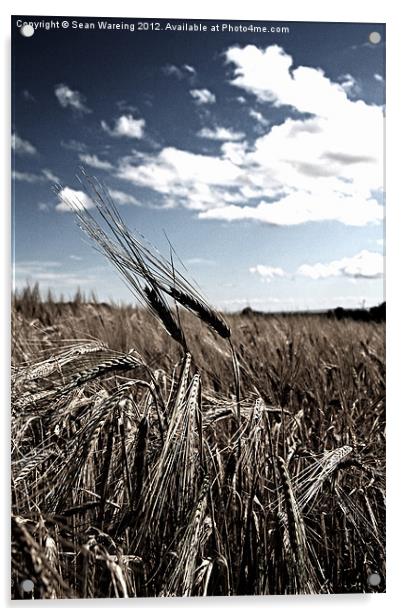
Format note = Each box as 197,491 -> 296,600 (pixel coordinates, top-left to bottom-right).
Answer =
11,17 -> 385,311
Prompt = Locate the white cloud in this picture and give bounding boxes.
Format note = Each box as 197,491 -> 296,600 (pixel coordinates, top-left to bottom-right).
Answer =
183,64 -> 196,75
197,126 -> 245,141
203,45 -> 383,224
54,83 -> 91,114
61,139 -> 87,152
163,64 -> 196,79
12,171 -> 42,183
109,189 -> 139,206
12,133 -> 37,156
162,64 -> 183,78
374,73 -> 384,82
12,169 -> 59,183
101,114 -> 145,139
198,192 -> 383,226
249,109 -> 270,126
250,251 -> 384,284
250,264 -> 286,280
297,250 -> 383,279
338,73 -> 361,97
55,187 -> 94,212
220,141 -> 248,166
116,100 -> 138,113
42,168 -> 60,183
117,146 -> 243,211
226,44 -> 351,115
79,153 -> 113,170
190,88 -> 216,105
115,45 -> 383,228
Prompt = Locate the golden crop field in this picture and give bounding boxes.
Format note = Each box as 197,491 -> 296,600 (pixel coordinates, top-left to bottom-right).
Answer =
11,178 -> 385,597
11,283 -> 385,597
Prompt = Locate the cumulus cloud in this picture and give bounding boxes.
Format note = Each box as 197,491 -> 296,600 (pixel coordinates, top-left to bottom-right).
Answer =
190,88 -> 216,104
250,265 -> 286,280
198,192 -> 382,226
374,73 -> 384,82
297,250 -> 383,279
101,114 -> 145,139
197,126 -> 245,141
12,133 -> 37,156
338,73 -> 361,97
54,83 -> 91,114
79,153 -> 113,170
117,146 -> 243,211
227,48 -> 381,159
226,44 -> 352,115
55,187 -> 94,212
115,44 -> 383,227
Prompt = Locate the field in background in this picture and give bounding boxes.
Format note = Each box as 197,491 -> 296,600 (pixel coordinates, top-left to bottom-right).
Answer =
11,286 -> 385,597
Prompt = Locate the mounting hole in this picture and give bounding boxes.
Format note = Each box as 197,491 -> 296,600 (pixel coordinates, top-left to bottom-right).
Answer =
20,578 -> 34,593
367,572 -> 382,587
20,24 -> 34,38
369,31 -> 381,45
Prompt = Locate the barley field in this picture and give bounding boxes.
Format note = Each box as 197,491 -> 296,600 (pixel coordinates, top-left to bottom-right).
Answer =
11,178 -> 385,598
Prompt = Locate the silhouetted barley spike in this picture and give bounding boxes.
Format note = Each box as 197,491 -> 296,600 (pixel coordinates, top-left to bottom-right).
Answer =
168,287 -> 231,339
143,285 -> 186,349
115,414 -> 150,536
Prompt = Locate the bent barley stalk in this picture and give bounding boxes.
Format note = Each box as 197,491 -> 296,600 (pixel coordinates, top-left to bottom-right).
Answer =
56,171 -> 240,411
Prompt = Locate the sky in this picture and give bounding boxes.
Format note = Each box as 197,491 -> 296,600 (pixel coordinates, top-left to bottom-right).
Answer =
11,16 -> 385,311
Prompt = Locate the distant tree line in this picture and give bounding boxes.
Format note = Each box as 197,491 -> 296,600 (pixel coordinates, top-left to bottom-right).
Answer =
240,302 -> 386,322
329,302 -> 385,323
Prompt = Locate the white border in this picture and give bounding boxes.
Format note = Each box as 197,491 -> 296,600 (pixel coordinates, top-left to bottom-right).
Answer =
2,1 -> 401,614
